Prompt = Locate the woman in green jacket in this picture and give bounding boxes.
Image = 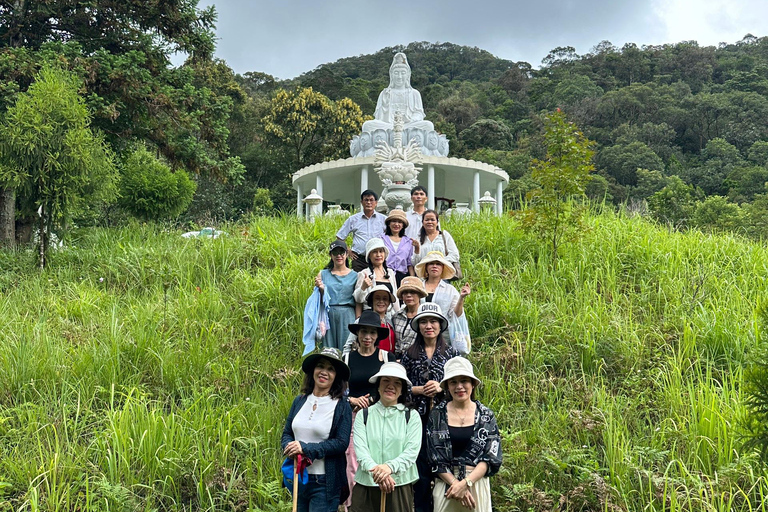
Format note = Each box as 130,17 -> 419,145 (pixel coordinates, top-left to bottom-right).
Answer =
350,362 -> 421,512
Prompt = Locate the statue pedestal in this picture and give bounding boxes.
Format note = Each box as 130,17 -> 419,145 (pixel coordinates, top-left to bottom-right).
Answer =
383,183 -> 413,211
351,128 -> 450,157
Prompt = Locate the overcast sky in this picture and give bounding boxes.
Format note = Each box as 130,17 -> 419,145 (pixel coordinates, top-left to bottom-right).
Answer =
196,0 -> 768,80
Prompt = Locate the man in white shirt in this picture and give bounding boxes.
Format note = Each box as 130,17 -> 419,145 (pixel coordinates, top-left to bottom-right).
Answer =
336,190 -> 386,272
405,186 -> 428,240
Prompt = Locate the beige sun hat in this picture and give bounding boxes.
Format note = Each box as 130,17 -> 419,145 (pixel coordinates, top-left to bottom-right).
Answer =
396,276 -> 427,299
368,361 -> 412,387
365,237 -> 390,261
365,283 -> 397,307
385,208 -> 409,228
439,356 -> 481,391
414,251 -> 455,280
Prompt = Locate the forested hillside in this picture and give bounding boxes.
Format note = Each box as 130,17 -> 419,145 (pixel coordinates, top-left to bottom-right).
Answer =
221,37 -> 768,238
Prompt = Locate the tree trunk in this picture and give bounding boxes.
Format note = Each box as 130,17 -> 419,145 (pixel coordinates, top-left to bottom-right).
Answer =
0,188 -> 16,247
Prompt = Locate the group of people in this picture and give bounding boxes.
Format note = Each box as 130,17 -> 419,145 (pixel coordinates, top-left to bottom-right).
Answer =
285,187 -> 501,512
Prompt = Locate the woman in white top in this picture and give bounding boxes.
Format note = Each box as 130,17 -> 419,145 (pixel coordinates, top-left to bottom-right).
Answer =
354,237 -> 399,317
411,209 -> 460,267
282,347 -> 353,512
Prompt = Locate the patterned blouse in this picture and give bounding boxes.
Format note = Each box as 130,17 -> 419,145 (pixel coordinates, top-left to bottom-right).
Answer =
426,400 -> 503,479
401,344 -> 460,417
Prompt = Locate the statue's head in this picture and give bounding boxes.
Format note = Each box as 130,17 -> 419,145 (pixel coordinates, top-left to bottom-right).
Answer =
350,136 -> 360,155
360,132 -> 372,151
389,52 -> 411,89
408,129 -> 423,146
373,129 -> 387,146
438,135 -> 449,155
426,131 -> 439,150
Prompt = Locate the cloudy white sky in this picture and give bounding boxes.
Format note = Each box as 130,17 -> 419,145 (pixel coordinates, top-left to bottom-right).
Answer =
197,0 -> 768,79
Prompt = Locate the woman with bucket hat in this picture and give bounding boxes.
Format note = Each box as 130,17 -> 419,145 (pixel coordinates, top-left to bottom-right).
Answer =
427,357 -> 502,512
380,209 -> 415,287
281,348 -> 353,512
391,276 -> 427,359
343,284 -> 398,356
315,240 -> 358,351
342,311 -> 397,507
350,362 -> 421,512
400,303 -> 460,512
353,237 -> 399,317
415,251 -> 471,355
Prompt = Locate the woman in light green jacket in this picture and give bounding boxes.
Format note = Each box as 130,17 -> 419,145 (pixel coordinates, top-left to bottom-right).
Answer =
350,362 -> 422,512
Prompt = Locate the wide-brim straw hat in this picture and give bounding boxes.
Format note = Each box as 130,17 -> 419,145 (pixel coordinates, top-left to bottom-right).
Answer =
365,237 -> 390,261
368,361 -> 412,387
302,347 -> 350,382
415,251 -> 455,280
365,283 -> 397,307
440,356 -> 481,391
410,302 -> 448,333
396,276 -> 427,299
348,310 -> 390,341
385,208 -> 409,228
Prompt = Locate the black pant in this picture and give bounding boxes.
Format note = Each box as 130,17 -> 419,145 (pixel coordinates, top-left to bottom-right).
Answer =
351,253 -> 367,272
414,413 -> 433,512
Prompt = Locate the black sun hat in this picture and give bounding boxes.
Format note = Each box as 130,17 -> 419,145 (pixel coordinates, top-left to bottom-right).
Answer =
348,310 -> 390,341
301,347 -> 350,381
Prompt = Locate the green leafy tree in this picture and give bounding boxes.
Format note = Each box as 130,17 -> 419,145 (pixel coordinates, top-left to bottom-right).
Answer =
263,87 -> 367,170
647,176 -> 700,228
744,193 -> 768,239
118,145 -> 196,221
632,168 -> 670,199
683,137 -> 743,195
691,195 -> 744,233
597,141 -> 664,186
0,66 -> 116,266
0,1 -> 244,242
748,141 -> 768,166
518,110 -> 595,260
459,119 -> 513,151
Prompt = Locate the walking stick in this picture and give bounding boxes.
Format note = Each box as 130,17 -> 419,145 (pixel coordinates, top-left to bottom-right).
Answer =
292,460 -> 299,512
380,489 -> 387,512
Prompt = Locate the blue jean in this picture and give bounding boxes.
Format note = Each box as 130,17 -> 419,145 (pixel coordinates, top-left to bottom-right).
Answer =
297,474 -> 338,512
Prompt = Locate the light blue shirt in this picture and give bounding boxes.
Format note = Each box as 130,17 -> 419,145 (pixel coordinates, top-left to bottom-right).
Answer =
405,208 -> 423,240
336,211 -> 386,254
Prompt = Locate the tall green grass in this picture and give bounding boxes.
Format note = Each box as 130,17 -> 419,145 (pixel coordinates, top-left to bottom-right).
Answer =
0,211 -> 765,510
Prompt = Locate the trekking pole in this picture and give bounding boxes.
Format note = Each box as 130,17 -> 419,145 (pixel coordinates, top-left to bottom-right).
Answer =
292,461 -> 299,512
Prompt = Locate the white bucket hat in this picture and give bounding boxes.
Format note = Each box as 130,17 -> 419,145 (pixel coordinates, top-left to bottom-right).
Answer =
410,302 -> 448,333
439,356 -> 481,391
365,283 -> 397,307
414,251 -> 455,280
368,361 -> 412,387
365,237 -> 390,261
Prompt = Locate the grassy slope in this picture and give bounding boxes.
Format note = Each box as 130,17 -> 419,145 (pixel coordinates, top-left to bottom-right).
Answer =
0,212 -> 766,511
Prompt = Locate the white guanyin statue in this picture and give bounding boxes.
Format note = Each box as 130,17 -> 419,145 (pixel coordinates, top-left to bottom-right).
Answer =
362,53 -> 433,133
350,52 -> 449,158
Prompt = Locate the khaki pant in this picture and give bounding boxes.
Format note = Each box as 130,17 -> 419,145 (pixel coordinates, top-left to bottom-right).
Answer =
349,483 -> 413,512
433,476 -> 491,512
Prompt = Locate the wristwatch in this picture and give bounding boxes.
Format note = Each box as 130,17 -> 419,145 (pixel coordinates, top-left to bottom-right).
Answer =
466,477 -> 474,489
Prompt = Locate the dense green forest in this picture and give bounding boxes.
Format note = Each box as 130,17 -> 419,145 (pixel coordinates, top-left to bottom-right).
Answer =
3,1 -> 768,240
226,38 -> 768,238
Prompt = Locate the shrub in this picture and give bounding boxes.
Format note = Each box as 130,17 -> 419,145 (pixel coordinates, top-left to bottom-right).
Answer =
119,146 -> 196,221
